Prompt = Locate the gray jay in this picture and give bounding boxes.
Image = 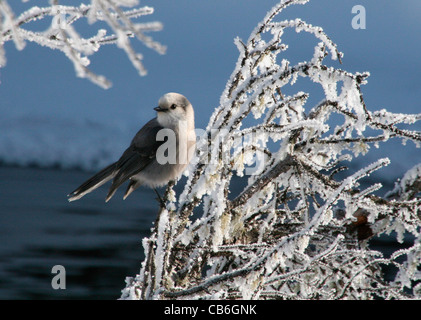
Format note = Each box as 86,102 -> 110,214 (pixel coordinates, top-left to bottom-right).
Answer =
68,92 -> 196,203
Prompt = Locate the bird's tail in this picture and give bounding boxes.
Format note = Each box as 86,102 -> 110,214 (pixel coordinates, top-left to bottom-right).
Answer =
123,180 -> 141,200
68,163 -> 117,202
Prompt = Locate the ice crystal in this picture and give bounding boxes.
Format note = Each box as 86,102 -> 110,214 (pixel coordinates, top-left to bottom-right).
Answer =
121,0 -> 420,300
0,0 -> 165,88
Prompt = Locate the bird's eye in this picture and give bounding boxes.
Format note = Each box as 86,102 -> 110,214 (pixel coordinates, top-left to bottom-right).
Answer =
170,104 -> 177,110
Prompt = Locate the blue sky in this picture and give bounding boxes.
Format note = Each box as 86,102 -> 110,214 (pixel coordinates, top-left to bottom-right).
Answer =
1,0 -> 420,179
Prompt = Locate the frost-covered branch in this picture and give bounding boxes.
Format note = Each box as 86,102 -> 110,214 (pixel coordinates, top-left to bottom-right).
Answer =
122,0 -> 421,300
0,0 -> 166,88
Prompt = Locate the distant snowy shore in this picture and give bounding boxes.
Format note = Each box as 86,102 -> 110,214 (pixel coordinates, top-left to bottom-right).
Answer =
0,115 -> 134,171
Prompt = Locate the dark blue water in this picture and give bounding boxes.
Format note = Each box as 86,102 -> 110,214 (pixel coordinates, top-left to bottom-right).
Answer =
0,166 -> 161,299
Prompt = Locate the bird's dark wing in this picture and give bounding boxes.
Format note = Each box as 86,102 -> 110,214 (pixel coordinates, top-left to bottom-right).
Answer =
105,118 -> 165,201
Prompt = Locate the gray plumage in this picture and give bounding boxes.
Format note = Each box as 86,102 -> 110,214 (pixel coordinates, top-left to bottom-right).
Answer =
68,92 -> 196,202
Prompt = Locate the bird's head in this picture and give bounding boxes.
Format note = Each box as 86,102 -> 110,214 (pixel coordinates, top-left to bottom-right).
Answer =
155,92 -> 195,129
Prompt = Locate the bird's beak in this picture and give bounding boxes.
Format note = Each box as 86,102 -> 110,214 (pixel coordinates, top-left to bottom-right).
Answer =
154,106 -> 166,112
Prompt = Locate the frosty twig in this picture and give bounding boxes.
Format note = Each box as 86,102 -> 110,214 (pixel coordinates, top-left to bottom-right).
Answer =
0,0 -> 165,88
122,0 -> 421,300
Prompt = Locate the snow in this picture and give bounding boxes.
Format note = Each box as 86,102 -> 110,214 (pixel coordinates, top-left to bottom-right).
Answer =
0,114 -> 131,170
0,1 -> 165,89
1,0 -> 420,301
124,0 -> 421,300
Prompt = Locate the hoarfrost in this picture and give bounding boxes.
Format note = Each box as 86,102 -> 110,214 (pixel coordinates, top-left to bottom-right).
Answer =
0,0 -> 165,88
120,0 -> 421,300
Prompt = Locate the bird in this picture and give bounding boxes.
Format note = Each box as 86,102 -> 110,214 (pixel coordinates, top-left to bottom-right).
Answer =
67,92 -> 196,203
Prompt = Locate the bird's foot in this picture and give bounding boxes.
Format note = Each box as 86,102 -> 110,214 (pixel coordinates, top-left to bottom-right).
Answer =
154,188 -> 166,208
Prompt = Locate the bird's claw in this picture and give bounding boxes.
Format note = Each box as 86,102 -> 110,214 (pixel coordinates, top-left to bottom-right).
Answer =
154,188 -> 166,208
